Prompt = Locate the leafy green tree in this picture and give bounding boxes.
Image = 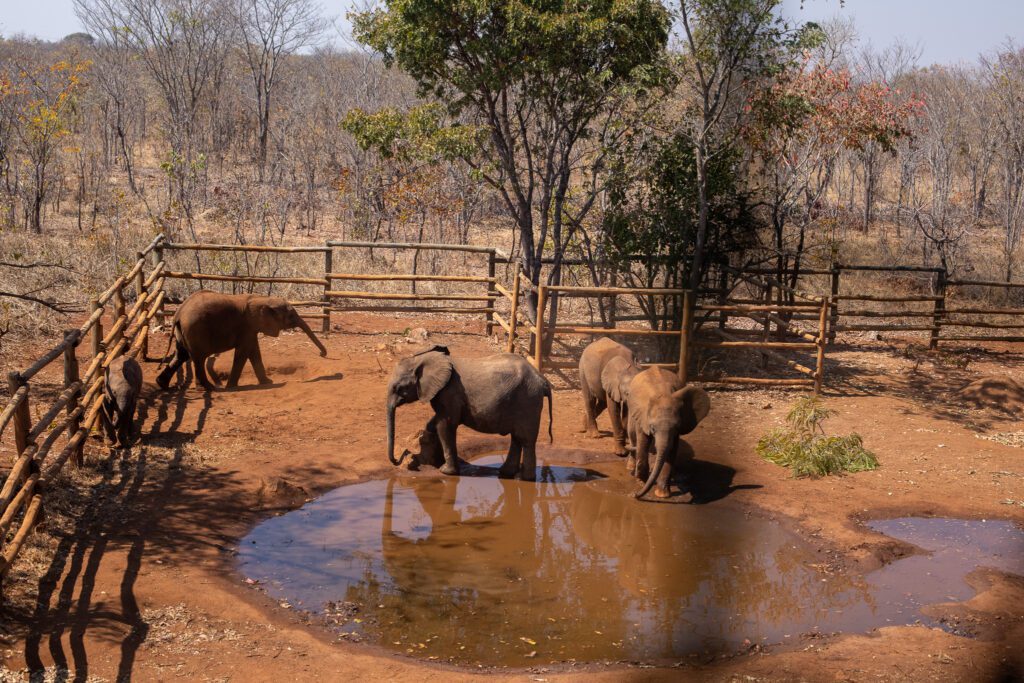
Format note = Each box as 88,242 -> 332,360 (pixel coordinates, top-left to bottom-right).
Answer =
350,0 -> 671,321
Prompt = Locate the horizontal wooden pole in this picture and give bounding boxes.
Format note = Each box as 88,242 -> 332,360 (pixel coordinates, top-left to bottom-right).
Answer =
40,428 -> 87,484
28,382 -> 81,441
706,328 -> 817,376
493,283 -> 514,300
143,262 -> 165,288
834,294 -> 942,302
330,305 -> 495,314
327,272 -> 494,283
0,446 -> 36,513
937,335 -> 1024,342
837,264 -> 944,273
543,285 -> 688,296
327,240 -> 497,254
19,330 -> 79,382
549,326 -> 680,337
725,266 -> 824,303
693,375 -> 815,386
697,304 -> 820,313
139,234 -> 165,257
944,307 -> 1024,315
745,268 -> 835,276
743,310 -> 820,344
946,279 -> 1024,288
725,298 -> 820,307
165,271 -> 328,286
326,291 -> 495,301
834,324 -> 939,332
941,320 -> 1024,329
78,302 -> 105,337
100,315 -> 129,348
165,242 -> 329,253
692,340 -> 816,349
538,360 -> 579,370
0,473 -> 37,541
839,310 -> 938,318
124,257 -> 147,284
96,275 -> 127,306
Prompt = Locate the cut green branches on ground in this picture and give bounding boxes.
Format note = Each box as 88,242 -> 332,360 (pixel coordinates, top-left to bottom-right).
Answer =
757,397 -> 879,477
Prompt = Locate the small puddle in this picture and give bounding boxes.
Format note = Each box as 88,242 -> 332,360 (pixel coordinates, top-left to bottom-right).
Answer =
239,456 -> 1024,666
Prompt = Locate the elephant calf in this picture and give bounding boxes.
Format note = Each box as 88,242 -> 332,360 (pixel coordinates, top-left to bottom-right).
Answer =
157,290 -> 327,391
101,355 -> 143,448
385,346 -> 553,480
579,337 -> 640,455
626,367 -> 710,499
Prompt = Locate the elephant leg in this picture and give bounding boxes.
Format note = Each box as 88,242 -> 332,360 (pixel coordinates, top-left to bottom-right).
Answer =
100,399 -> 117,445
498,437 -> 522,479
579,374 -> 601,437
206,355 -> 222,386
608,398 -> 627,457
634,431 -> 651,483
436,418 -> 460,476
626,417 -> 638,474
157,349 -> 186,390
248,342 -> 271,385
519,442 -> 537,482
227,348 -> 248,388
192,354 -> 215,391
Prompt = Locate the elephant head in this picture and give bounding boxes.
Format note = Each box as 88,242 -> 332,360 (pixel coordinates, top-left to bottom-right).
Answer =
385,346 -> 453,466
634,385 -> 710,499
247,296 -> 327,356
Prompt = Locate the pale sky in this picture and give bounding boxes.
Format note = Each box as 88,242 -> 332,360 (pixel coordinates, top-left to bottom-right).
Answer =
2,0 -> 1022,66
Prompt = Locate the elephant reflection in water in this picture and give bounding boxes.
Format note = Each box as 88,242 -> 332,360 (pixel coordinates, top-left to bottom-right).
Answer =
569,484 -> 872,646
346,473 -> 630,659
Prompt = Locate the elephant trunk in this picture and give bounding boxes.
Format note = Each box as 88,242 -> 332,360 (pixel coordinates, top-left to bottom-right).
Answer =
635,428 -> 675,499
294,315 -> 328,356
385,395 -> 409,467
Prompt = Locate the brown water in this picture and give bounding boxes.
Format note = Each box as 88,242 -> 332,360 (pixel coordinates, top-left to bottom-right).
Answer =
238,456 -> 1024,666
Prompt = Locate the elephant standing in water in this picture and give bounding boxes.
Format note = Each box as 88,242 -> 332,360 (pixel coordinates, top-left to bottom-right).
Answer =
157,290 -> 327,391
626,367 -> 710,499
385,346 -> 552,480
578,337 -> 640,455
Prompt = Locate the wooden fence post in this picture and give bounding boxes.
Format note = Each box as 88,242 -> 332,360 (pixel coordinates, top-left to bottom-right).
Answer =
63,330 -> 83,466
760,281 -> 772,367
828,265 -> 841,344
678,291 -> 693,384
322,248 -> 333,334
91,298 -> 103,360
6,372 -> 30,458
507,266 -> 521,354
135,251 -> 148,359
152,242 -> 165,325
484,250 -> 496,336
930,268 -> 946,350
533,285 -> 547,372
718,266 -> 729,330
814,298 -> 828,395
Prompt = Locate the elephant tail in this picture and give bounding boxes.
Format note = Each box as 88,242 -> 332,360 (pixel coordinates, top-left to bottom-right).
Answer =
156,320 -> 183,368
545,382 -> 553,444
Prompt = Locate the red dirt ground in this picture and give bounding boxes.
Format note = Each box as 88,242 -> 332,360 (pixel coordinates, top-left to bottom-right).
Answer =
1,313 -> 1022,682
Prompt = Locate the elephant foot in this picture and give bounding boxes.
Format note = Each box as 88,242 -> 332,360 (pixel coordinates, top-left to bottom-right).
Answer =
613,443 -> 627,457
497,466 -> 517,480
585,429 -> 601,439
258,377 -> 272,386
517,469 -> 536,482
440,462 -> 460,476
653,486 -> 671,499
625,455 -> 636,475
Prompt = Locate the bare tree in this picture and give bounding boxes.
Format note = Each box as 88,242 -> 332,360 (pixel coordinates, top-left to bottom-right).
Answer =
231,0 -> 323,179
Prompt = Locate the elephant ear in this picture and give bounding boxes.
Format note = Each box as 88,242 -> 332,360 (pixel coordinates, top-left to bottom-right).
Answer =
415,353 -> 453,403
672,385 -> 710,433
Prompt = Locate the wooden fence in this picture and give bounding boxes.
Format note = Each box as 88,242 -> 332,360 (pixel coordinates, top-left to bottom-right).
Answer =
0,235 -> 165,580
160,240 -> 501,334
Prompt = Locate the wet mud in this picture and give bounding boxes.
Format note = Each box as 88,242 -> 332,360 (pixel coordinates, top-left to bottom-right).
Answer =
239,455 -> 1024,667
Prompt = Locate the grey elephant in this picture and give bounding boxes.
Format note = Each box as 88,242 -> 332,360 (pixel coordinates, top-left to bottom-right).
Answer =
156,290 -> 327,391
385,346 -> 553,480
626,367 -> 710,499
578,337 -> 639,455
101,355 -> 143,448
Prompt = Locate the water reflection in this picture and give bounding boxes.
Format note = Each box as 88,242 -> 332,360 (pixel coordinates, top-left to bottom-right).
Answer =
239,459 -> 1024,666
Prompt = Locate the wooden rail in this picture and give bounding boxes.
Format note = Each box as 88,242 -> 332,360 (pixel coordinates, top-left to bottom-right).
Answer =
0,236 -> 168,581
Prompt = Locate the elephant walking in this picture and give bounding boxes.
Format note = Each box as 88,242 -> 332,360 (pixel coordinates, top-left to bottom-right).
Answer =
626,367 -> 710,499
385,346 -> 553,481
157,290 -> 327,391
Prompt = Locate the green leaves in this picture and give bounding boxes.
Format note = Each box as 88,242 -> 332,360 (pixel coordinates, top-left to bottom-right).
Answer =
341,104 -> 481,164
757,397 -> 879,477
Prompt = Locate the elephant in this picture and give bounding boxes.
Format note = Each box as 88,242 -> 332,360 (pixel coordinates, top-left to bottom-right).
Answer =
100,355 -> 143,448
156,290 -> 327,391
385,346 -> 552,480
625,367 -> 710,500
578,337 -> 639,454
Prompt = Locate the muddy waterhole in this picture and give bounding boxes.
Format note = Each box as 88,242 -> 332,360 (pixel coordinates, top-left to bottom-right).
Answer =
238,455 -> 1023,666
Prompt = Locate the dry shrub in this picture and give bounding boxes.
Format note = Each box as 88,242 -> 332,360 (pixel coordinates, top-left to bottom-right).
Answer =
757,396 -> 879,477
